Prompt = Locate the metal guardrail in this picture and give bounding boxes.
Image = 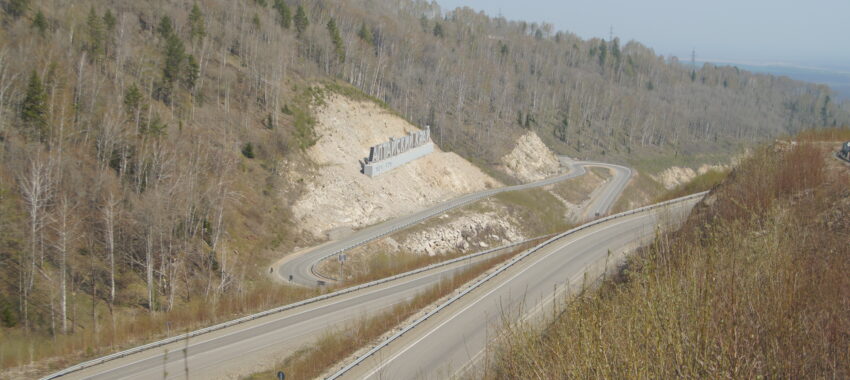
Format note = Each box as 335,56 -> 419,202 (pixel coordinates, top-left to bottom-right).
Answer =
308,162 -> 631,283
305,165 -> 594,282
39,237 -> 542,380
325,190 -> 709,379
42,162 -> 627,379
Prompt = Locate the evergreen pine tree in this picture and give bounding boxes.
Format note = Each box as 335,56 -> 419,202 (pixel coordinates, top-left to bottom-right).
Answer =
163,34 -> 185,85
433,22 -> 444,38
158,33 -> 186,103
124,83 -> 143,117
184,55 -> 199,90
273,0 -> 291,29
32,10 -> 48,37
357,23 -> 373,45
611,38 -> 621,67
598,39 -> 607,67
294,5 -> 309,38
21,71 -> 48,141
86,6 -> 105,58
327,18 -> 345,63
241,142 -> 255,158
157,16 -> 173,39
188,3 -> 206,42
103,9 -> 116,32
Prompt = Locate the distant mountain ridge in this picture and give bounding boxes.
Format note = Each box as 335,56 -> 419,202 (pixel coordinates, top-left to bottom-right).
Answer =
695,59 -> 850,99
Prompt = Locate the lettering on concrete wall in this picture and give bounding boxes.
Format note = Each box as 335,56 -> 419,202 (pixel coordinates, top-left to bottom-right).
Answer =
361,126 -> 434,177
366,126 -> 431,164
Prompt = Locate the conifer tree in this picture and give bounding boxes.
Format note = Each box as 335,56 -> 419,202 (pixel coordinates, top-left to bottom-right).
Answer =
123,83 -> 143,117
273,0 -> 291,29
294,5 -> 308,38
103,9 -> 116,32
327,18 -> 345,63
32,10 -> 48,37
188,3 -> 205,42
21,71 -> 48,141
184,55 -> 199,90
433,22 -> 444,38
357,23 -> 373,45
158,33 -> 186,103
157,16 -> 173,39
611,37 -> 621,67
86,6 -> 105,58
598,39 -> 608,67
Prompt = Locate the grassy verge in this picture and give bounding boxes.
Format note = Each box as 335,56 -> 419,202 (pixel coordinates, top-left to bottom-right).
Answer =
485,141 -> 850,378
547,167 -> 608,205
247,242 -> 538,380
492,188 -> 572,236
339,236 -> 549,286
655,168 -> 730,202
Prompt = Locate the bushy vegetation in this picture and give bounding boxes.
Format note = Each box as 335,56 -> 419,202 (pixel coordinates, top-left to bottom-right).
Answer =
485,141 -> 850,378
0,0 -> 846,376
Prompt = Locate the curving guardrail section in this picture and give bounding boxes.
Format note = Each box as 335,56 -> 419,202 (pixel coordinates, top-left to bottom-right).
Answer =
39,237 -> 544,380
286,163 -> 595,286
42,161 -> 631,379
293,161 -> 632,286
325,190 -> 709,379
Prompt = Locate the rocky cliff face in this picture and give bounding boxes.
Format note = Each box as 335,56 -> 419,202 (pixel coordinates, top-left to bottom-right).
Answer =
499,131 -> 562,182
400,212 -> 525,256
290,94 -> 501,238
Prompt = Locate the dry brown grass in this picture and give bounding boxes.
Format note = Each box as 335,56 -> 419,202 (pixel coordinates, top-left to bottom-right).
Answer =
248,242 -> 538,380
796,126 -> 850,142
0,280 -> 323,375
485,142 -> 850,379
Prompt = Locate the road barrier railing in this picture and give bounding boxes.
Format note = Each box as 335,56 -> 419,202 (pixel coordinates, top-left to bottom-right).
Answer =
306,164 -> 594,282
325,190 -> 709,379
40,236 -> 543,380
307,162 -> 631,284
41,163 -> 633,380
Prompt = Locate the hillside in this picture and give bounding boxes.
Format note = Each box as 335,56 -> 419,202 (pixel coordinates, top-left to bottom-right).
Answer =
0,0 -> 848,376
291,93 -> 498,238
485,135 -> 850,378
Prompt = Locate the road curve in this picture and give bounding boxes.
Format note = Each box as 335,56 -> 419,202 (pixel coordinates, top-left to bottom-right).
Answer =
52,250 -> 508,380
335,196 -> 701,380
45,160 -> 633,380
278,160 -> 631,287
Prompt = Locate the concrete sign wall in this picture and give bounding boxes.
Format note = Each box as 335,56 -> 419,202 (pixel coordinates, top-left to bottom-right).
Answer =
363,126 -> 433,177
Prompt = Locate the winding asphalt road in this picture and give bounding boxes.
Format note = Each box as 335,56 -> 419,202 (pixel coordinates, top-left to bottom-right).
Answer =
59,252 -> 504,380
48,159 -> 635,380
278,159 -> 632,287
336,196 -> 701,380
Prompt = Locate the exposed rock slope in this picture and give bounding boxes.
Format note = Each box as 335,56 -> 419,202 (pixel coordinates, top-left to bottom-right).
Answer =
499,131 -> 562,182
290,94 -> 500,238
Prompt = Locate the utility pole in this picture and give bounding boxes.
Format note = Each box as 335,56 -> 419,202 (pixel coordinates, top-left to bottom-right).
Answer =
691,49 -> 696,69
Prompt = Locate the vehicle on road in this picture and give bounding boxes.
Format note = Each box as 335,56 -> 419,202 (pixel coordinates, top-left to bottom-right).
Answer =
839,141 -> 850,161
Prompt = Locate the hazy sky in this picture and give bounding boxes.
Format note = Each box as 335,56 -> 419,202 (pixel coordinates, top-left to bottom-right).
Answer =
435,0 -> 850,69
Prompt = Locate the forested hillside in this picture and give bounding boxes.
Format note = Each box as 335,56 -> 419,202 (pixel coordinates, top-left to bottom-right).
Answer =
0,0 -> 847,374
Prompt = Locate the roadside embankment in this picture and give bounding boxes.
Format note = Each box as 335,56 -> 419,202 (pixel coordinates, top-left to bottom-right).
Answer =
485,140 -> 850,379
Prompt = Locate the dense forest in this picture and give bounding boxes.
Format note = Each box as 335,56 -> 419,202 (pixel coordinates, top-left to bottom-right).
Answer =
0,0 -> 847,372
